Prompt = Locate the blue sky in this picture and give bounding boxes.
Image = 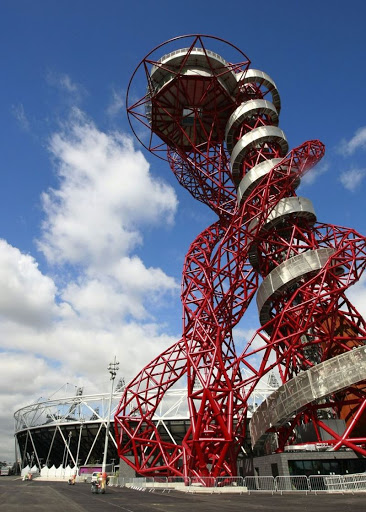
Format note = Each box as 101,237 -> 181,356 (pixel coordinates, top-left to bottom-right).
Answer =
1,0 -> 366,461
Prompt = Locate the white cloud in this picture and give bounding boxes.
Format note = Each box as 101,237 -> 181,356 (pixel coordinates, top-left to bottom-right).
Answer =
0,108 -> 181,461
346,274 -> 366,319
0,352 -> 67,397
340,126 -> 366,155
46,71 -> 85,99
0,350 -> 85,461
233,326 -> 256,347
11,103 -> 30,131
0,240 -> 57,328
0,319 -> 176,385
37,109 -> 177,268
0,261 -> 178,460
61,261 -> 178,325
113,255 -> 178,299
107,88 -> 125,117
300,160 -> 329,186
339,168 -> 366,192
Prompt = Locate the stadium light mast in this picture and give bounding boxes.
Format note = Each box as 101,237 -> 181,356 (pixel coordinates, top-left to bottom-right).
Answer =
102,356 -> 119,474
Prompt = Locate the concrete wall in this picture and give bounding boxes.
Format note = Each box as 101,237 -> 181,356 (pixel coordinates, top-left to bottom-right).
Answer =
118,457 -> 136,478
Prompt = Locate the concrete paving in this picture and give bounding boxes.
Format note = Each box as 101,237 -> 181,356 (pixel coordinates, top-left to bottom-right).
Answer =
0,477 -> 366,511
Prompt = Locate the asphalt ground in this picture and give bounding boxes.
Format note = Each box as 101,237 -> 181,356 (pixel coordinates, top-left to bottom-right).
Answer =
0,477 -> 366,512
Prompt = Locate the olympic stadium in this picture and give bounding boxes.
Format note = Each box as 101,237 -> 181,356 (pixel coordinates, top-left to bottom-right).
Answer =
15,375 -> 366,478
14,377 -> 280,476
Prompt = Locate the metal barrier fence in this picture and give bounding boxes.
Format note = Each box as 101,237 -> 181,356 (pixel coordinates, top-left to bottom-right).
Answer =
275,476 -> 309,494
245,476 -> 276,494
115,473 -> 366,494
344,473 -> 366,492
309,475 -> 344,494
167,476 -> 190,489
107,476 -> 119,487
308,474 -> 366,494
216,476 -> 244,490
246,474 -> 366,494
188,476 -> 216,492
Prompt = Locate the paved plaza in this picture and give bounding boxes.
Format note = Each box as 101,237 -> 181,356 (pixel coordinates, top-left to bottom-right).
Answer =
0,477 -> 366,511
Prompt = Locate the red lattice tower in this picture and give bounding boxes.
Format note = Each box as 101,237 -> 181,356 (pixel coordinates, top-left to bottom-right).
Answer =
115,35 -> 366,479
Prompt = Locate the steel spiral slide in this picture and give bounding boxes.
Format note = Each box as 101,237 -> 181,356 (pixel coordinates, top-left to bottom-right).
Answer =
115,35 -> 366,478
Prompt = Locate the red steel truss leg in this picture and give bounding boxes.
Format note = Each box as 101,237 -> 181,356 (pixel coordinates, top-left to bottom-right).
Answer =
117,35 -> 366,477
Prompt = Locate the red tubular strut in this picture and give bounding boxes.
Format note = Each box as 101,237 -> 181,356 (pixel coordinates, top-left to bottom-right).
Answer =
115,35 -> 366,479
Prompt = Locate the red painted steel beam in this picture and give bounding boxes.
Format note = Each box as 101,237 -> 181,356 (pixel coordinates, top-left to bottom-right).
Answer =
116,35 -> 366,479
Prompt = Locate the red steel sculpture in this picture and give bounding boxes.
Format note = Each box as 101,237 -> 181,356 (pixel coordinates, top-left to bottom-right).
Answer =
115,35 -> 366,479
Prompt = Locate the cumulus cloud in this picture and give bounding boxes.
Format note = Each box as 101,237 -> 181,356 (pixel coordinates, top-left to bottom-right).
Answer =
0,319 -> 176,387
107,88 -> 125,117
0,352 -> 68,397
60,259 -> 178,326
346,274 -> 366,319
340,126 -> 366,155
37,109 -> 177,268
0,350 -> 86,460
113,256 -> 178,301
11,103 -> 30,131
0,108 -> 181,461
300,160 -> 329,186
0,240 -> 57,328
46,71 -> 86,100
339,168 -> 366,192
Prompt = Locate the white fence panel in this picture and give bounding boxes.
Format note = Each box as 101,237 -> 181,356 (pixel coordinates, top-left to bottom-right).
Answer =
118,477 -> 135,487
309,475 -> 332,493
322,475 -> 345,493
275,475 -> 309,493
132,477 -> 151,489
216,476 -> 244,488
152,476 -> 168,488
112,472 -> 366,494
343,473 -> 366,492
245,476 -> 276,493
188,476 -> 216,491
108,476 -> 119,487
167,476 -> 190,489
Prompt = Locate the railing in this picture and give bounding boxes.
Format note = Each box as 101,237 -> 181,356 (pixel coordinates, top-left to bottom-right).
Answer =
115,473 -> 366,494
167,476 -> 190,489
118,476 -> 168,491
245,476 -> 276,494
216,476 -> 244,489
26,472 -> 366,493
275,475 -> 309,494
246,474 -> 366,494
108,476 -> 119,486
343,473 -> 366,492
187,476 -> 216,492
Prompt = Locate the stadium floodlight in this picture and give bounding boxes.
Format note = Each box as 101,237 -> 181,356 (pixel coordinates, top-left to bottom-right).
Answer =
102,356 -> 119,474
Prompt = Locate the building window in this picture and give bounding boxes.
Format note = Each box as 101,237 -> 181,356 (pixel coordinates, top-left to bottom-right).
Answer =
288,459 -> 366,476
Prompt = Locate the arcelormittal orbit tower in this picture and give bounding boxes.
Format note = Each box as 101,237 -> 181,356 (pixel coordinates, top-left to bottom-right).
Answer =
115,35 -> 366,480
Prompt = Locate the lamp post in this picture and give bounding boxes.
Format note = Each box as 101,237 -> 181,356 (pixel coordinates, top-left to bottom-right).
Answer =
102,356 -> 119,474
75,419 -> 84,476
